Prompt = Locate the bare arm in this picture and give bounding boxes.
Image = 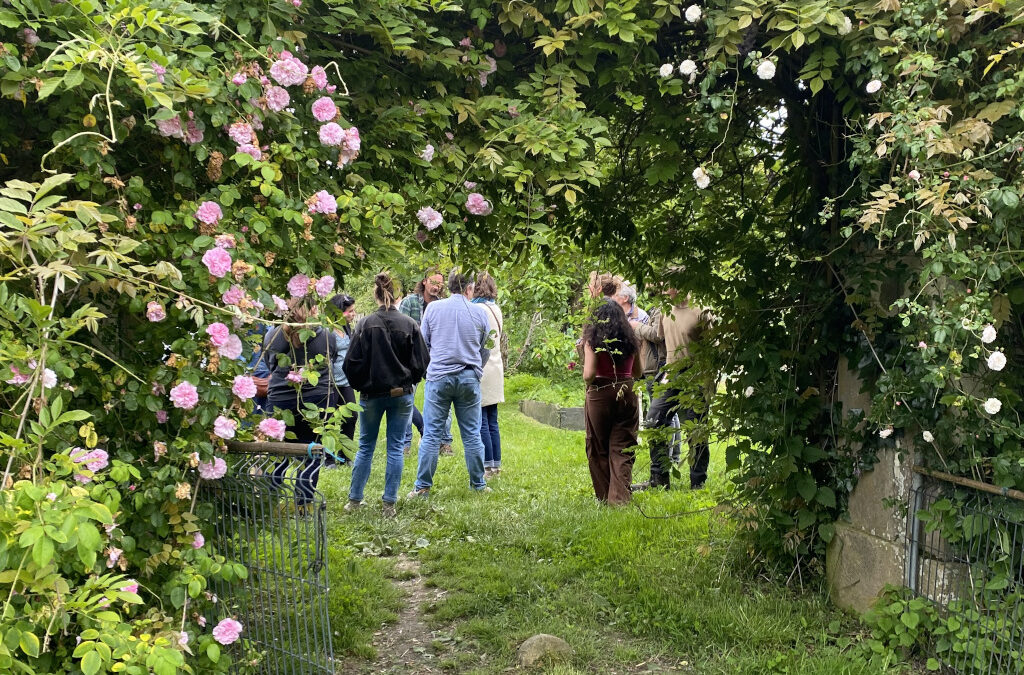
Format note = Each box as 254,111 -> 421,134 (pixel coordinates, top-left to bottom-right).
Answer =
582,342 -> 598,384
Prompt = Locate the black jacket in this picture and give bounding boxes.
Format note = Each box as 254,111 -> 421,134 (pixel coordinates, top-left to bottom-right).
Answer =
343,307 -> 429,396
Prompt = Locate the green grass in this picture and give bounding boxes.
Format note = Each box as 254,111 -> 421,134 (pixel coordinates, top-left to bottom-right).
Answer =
318,387 -> 908,673
504,372 -> 584,408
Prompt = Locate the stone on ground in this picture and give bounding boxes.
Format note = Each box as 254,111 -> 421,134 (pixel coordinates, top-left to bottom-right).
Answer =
518,634 -> 572,667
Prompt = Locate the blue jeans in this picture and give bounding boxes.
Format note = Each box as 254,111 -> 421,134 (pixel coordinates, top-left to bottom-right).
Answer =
348,393 -> 414,504
415,371 -> 486,491
404,384 -> 453,446
481,404 -> 501,469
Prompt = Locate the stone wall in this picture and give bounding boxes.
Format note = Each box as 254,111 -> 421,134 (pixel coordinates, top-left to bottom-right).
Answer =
519,400 -> 585,431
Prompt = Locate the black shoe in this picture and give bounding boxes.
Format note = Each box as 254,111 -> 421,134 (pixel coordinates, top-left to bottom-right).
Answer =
690,482 -> 706,490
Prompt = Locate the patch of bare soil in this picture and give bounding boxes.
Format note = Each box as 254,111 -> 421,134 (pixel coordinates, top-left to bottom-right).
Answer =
338,555 -> 452,674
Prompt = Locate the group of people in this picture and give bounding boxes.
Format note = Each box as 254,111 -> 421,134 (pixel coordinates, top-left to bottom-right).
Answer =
579,272 -> 711,506
256,268 -> 505,518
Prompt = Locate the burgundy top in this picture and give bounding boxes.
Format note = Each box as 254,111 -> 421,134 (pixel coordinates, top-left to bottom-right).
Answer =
594,350 -> 634,380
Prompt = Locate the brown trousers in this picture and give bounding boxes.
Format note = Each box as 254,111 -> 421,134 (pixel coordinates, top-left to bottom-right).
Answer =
584,379 -> 638,505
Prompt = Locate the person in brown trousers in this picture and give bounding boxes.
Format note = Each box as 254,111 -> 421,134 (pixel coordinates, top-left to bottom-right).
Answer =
581,301 -> 643,505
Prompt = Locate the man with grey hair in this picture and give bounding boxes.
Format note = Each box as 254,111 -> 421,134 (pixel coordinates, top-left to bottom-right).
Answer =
614,282 -> 649,325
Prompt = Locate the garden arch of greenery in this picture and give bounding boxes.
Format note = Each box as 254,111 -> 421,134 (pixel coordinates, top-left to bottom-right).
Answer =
2,0 -> 1022,672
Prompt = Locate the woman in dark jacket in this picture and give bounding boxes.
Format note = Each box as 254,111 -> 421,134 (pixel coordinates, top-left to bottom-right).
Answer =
262,295 -> 336,508
343,272 -> 429,518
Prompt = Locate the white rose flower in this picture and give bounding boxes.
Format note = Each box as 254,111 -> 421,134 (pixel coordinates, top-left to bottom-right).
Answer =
987,351 -> 1006,371
679,59 -> 698,76
744,386 -> 754,398
908,169 -> 921,181
983,397 -> 1002,415
420,144 -> 434,162
922,430 -> 934,443
756,60 -> 776,80
838,15 -> 853,35
865,79 -> 882,94
685,4 -> 702,22
879,427 -> 893,439
659,63 -> 674,78
692,166 -> 711,189
981,324 -> 997,344
42,368 -> 57,389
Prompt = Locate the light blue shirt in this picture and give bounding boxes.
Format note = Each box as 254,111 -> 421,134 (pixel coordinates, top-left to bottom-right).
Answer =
332,331 -> 350,387
421,294 -> 491,381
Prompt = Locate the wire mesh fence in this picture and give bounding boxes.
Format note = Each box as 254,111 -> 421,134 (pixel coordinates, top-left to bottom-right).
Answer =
199,444 -> 335,674
905,468 -> 1024,674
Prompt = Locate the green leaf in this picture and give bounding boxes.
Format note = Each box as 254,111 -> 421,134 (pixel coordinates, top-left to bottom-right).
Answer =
796,473 -> 816,502
816,486 -> 836,508
900,611 -> 920,629
207,643 -> 221,663
926,658 -> 941,671
37,78 -> 62,101
81,649 -> 102,675
63,70 -> 85,89
18,632 -> 39,658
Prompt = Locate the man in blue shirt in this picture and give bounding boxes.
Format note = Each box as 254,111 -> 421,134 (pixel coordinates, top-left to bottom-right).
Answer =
409,270 -> 493,497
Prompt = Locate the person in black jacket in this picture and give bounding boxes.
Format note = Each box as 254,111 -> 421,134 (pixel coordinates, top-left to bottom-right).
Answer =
343,272 -> 430,517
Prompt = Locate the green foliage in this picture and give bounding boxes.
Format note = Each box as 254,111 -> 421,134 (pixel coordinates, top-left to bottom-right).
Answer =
504,373 -> 582,407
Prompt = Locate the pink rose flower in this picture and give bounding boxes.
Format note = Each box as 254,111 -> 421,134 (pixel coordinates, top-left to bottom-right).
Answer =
463,181 -> 477,189
308,190 -> 337,215
193,532 -> 205,549
228,122 -> 254,145
214,234 -> 236,249
146,301 -> 166,322
195,201 -> 223,226
169,381 -> 200,410
286,370 -> 303,383
460,36 -> 472,47
232,375 -> 257,400
269,55 -> 308,87
222,285 -> 246,306
156,115 -> 183,138
202,247 -> 232,278
213,416 -> 237,440
465,192 -> 493,216
121,581 -> 139,594
155,409 -> 169,423
237,144 -> 262,161
106,547 -> 122,568
339,127 -> 360,164
319,122 -> 343,146
311,96 -> 337,122
212,618 -> 244,645
199,456 -> 228,479
272,295 -> 289,316
259,418 -> 286,441
288,274 -> 310,298
417,206 -> 443,230
185,119 -> 204,145
206,322 -> 230,347
315,276 -> 335,297
151,62 -> 166,83
71,447 -> 109,473
311,65 -> 328,90
231,72 -> 247,86
218,334 -> 243,360
265,86 -> 290,112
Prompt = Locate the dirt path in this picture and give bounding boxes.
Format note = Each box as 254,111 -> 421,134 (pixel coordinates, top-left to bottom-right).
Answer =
339,555 -> 452,674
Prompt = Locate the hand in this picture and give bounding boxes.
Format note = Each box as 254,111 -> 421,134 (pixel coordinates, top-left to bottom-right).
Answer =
629,319 -> 640,328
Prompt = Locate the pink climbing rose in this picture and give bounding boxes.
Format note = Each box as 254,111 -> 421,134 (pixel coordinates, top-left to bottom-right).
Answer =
169,381 -> 200,410
218,334 -> 243,360
308,190 -> 337,215
199,457 -> 228,479
339,127 -> 360,164
259,418 -> 286,441
315,276 -> 335,298
319,122 -> 344,146
121,580 -> 139,595
237,144 -> 262,161
193,532 -> 205,549
265,86 -> 290,112
213,618 -> 244,645
156,115 -> 183,139
232,375 -> 258,400
206,322 -> 230,347
195,201 -> 223,226
288,274 -> 310,298
272,295 -> 289,316
311,97 -> 337,122
222,285 -> 245,306
417,206 -> 443,231
286,370 -> 303,383
228,122 -> 254,145
201,247 -> 232,278
269,54 -> 308,87
231,72 -> 247,86
465,192 -> 493,216
155,410 -> 169,423
146,302 -> 166,322
311,65 -> 328,90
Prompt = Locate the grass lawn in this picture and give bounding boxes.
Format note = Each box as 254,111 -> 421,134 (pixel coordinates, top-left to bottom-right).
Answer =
317,390 -> 907,674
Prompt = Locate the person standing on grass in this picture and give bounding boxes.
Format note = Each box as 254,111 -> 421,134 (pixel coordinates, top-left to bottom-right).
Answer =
343,272 -> 429,518
614,282 -> 649,325
471,272 -> 505,478
399,268 -> 455,456
635,289 -> 711,491
326,293 -> 358,467
261,295 -> 337,511
408,270 -> 492,498
582,301 -> 643,505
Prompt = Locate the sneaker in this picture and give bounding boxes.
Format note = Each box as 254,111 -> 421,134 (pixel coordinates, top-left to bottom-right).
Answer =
343,499 -> 364,512
381,502 -> 397,518
406,487 -> 430,499
474,486 -> 493,494
439,443 -> 454,456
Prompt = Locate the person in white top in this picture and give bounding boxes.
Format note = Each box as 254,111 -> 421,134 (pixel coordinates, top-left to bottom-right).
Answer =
472,272 -> 505,476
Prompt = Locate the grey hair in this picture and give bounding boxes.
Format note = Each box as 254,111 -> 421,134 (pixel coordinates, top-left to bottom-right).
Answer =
618,282 -> 637,305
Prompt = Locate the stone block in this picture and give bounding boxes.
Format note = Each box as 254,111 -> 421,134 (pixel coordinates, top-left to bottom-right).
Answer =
826,521 -> 906,614
519,400 -> 560,428
518,634 -> 572,667
916,556 -> 968,606
558,406 -> 585,431
846,449 -> 912,543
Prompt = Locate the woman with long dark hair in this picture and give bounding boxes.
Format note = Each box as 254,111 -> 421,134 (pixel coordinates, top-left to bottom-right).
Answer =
343,272 -> 429,517
581,300 -> 643,505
